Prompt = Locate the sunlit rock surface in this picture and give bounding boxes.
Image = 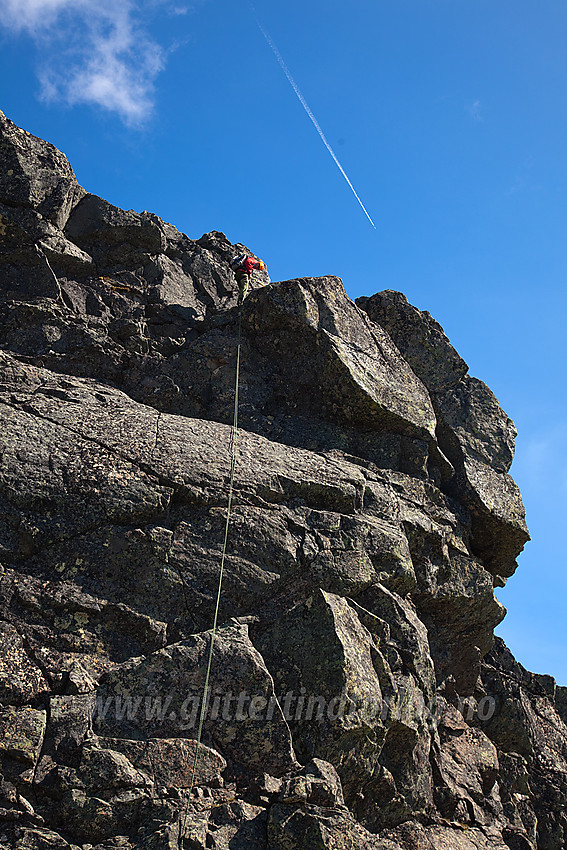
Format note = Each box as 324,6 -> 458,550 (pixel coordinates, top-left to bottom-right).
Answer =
0,111 -> 564,850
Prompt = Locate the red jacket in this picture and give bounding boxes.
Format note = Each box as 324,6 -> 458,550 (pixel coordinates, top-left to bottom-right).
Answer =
238,256 -> 265,276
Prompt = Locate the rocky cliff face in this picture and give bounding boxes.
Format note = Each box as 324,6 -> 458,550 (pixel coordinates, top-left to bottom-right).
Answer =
0,111 -> 565,850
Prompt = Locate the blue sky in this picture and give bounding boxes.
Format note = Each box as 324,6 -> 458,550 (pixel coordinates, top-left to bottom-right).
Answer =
1,0 -> 565,683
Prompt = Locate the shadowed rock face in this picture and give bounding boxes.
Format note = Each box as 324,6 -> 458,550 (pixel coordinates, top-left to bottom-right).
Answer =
0,111 -> 564,850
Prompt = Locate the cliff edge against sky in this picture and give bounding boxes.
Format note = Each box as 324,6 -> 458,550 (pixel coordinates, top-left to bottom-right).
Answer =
0,111 -> 566,850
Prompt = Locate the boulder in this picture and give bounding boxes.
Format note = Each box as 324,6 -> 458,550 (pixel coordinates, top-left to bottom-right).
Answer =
0,112 -> 562,850
0,111 -> 85,228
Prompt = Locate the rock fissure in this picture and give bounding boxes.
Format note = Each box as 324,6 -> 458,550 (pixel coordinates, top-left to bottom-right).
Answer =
0,395 -> 185,502
0,111 -> 563,850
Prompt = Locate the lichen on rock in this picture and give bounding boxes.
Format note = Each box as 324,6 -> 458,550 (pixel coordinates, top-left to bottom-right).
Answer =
0,111 -> 564,850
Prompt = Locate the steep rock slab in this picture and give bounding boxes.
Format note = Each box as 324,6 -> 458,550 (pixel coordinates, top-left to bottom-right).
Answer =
356,290 -> 468,393
481,639 -> 567,850
0,113 -> 563,850
0,395 -> 173,550
351,586 -> 435,704
0,353 -> 504,697
244,276 -> 436,442
0,354 -> 367,516
361,474 -> 505,692
357,289 -> 529,578
453,453 -> 529,578
94,622 -> 298,778
255,588 -> 434,830
0,111 -> 85,228
431,697 -> 502,828
435,376 -> 516,473
0,112 -> 87,302
117,276 -> 438,476
0,355 -> 391,654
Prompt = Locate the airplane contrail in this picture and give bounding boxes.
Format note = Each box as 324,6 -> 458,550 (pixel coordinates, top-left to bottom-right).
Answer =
254,16 -> 376,229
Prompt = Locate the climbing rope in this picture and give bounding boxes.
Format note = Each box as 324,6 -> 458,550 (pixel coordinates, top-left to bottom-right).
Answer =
178,304 -> 243,847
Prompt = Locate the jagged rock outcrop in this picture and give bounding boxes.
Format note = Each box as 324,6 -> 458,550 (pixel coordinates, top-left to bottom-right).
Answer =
0,111 -> 565,850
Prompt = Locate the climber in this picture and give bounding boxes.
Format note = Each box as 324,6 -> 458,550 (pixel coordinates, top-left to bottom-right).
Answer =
230,252 -> 266,305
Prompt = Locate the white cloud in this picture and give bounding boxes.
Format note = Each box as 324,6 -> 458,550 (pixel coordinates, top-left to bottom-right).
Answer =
0,0 -> 76,33
0,0 -> 168,125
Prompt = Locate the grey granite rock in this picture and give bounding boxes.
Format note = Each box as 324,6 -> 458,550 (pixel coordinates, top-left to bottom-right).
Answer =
0,112 -> 563,850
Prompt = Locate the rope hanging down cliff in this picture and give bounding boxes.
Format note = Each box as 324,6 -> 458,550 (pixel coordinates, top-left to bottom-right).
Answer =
178,255 -> 265,847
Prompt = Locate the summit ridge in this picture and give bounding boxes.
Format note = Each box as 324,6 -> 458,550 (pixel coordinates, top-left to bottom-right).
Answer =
0,111 -> 565,850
